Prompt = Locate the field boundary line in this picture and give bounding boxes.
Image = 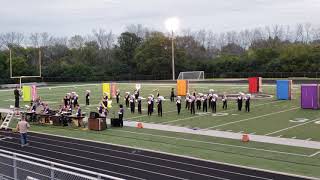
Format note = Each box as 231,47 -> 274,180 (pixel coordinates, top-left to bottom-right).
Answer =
265,118 -> 320,136
162,101 -> 283,124
109,129 -> 311,158
202,107 -> 299,130
309,151 -> 320,157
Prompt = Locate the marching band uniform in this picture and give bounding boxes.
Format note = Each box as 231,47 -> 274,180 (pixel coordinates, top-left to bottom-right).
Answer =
190,96 -> 195,115
76,105 -> 81,117
116,90 -> 120,104
118,105 -> 124,127
185,94 -> 190,110
125,93 -> 130,108
130,95 -> 135,114
176,96 -> 181,115
196,96 -> 201,110
138,97 -> 142,114
170,88 -> 175,102
211,96 -> 217,113
134,90 -> 139,100
85,91 -> 90,106
222,95 -> 227,110
157,97 -> 163,117
237,95 -> 243,111
245,94 -> 251,112
74,95 -> 79,108
208,94 -> 213,108
151,95 -> 154,113
202,95 -> 208,112
147,97 -> 152,116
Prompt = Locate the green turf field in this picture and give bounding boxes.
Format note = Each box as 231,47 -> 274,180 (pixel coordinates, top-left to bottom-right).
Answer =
1,82 -> 320,178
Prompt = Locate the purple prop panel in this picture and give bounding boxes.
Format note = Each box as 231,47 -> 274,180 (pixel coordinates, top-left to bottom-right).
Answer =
301,84 -> 319,109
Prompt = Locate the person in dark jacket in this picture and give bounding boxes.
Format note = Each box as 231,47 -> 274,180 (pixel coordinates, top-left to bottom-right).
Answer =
14,86 -> 20,108
245,94 -> 251,112
176,96 -> 182,115
170,88 -> 175,102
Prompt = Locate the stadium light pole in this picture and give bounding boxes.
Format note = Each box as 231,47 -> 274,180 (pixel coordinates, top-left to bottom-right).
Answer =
165,17 -> 180,80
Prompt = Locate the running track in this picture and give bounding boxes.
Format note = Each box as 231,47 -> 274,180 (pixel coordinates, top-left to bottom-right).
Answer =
0,130 -> 314,180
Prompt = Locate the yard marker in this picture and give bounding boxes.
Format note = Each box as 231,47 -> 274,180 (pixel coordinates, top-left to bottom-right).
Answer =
291,137 -> 296,139
204,107 -> 299,130
265,117 -> 320,136
306,138 -> 312,141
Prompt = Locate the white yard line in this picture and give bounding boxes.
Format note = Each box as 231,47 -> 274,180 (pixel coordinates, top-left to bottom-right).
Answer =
203,107 -> 299,130
308,151 -> 320,157
265,118 -> 320,136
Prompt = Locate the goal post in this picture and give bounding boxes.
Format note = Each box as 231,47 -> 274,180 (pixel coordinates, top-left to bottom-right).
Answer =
9,47 -> 42,89
177,71 -> 205,80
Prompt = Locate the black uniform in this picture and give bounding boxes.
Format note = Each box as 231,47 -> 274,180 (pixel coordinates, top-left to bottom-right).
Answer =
151,97 -> 154,113
118,106 -> 124,127
125,95 -> 129,108
211,98 -> 217,113
130,97 -> 135,114
157,99 -> 163,117
170,88 -> 175,102
85,93 -> 90,106
237,96 -> 243,111
116,92 -> 120,104
14,88 -> 20,108
245,97 -> 250,112
147,100 -> 152,116
190,98 -> 195,115
196,98 -> 201,110
74,96 -> 78,108
208,95 -> 213,108
202,97 -> 208,112
138,99 -> 142,114
222,96 -> 227,110
185,97 -> 190,110
176,99 -> 181,115
64,96 -> 70,106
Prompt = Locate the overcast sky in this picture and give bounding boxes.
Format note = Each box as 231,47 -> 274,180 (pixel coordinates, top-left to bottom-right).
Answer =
0,0 -> 320,36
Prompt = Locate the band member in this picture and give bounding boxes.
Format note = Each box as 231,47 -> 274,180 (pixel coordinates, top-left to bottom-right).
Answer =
151,95 -> 154,113
74,94 -> 79,108
118,104 -> 124,127
157,97 -> 163,117
147,96 -> 152,116
130,95 -> 135,114
125,92 -> 130,108
190,95 -> 195,115
70,92 -> 75,107
185,93 -> 190,110
76,105 -> 81,117
64,93 -> 70,107
196,95 -> 201,110
85,90 -> 90,106
170,88 -> 175,102
176,96 -> 181,115
116,90 -> 120,104
208,94 -> 213,109
202,95 -> 208,112
156,90 -> 160,98
211,95 -> 217,113
138,97 -> 142,114
245,94 -> 251,112
134,90 -> 139,100
222,94 -> 227,110
43,104 -> 50,114
14,86 -> 20,108
237,94 -> 243,111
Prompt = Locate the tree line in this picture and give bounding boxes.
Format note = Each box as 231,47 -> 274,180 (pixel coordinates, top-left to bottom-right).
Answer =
0,23 -> 320,83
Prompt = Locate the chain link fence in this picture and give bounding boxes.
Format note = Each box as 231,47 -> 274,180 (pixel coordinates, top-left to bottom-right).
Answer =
0,149 -> 124,180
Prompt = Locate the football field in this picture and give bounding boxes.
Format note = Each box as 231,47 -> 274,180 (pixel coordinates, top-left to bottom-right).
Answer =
1,81 -> 320,178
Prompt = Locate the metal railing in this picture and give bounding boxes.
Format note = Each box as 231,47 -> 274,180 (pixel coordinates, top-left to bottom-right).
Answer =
0,149 -> 124,180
